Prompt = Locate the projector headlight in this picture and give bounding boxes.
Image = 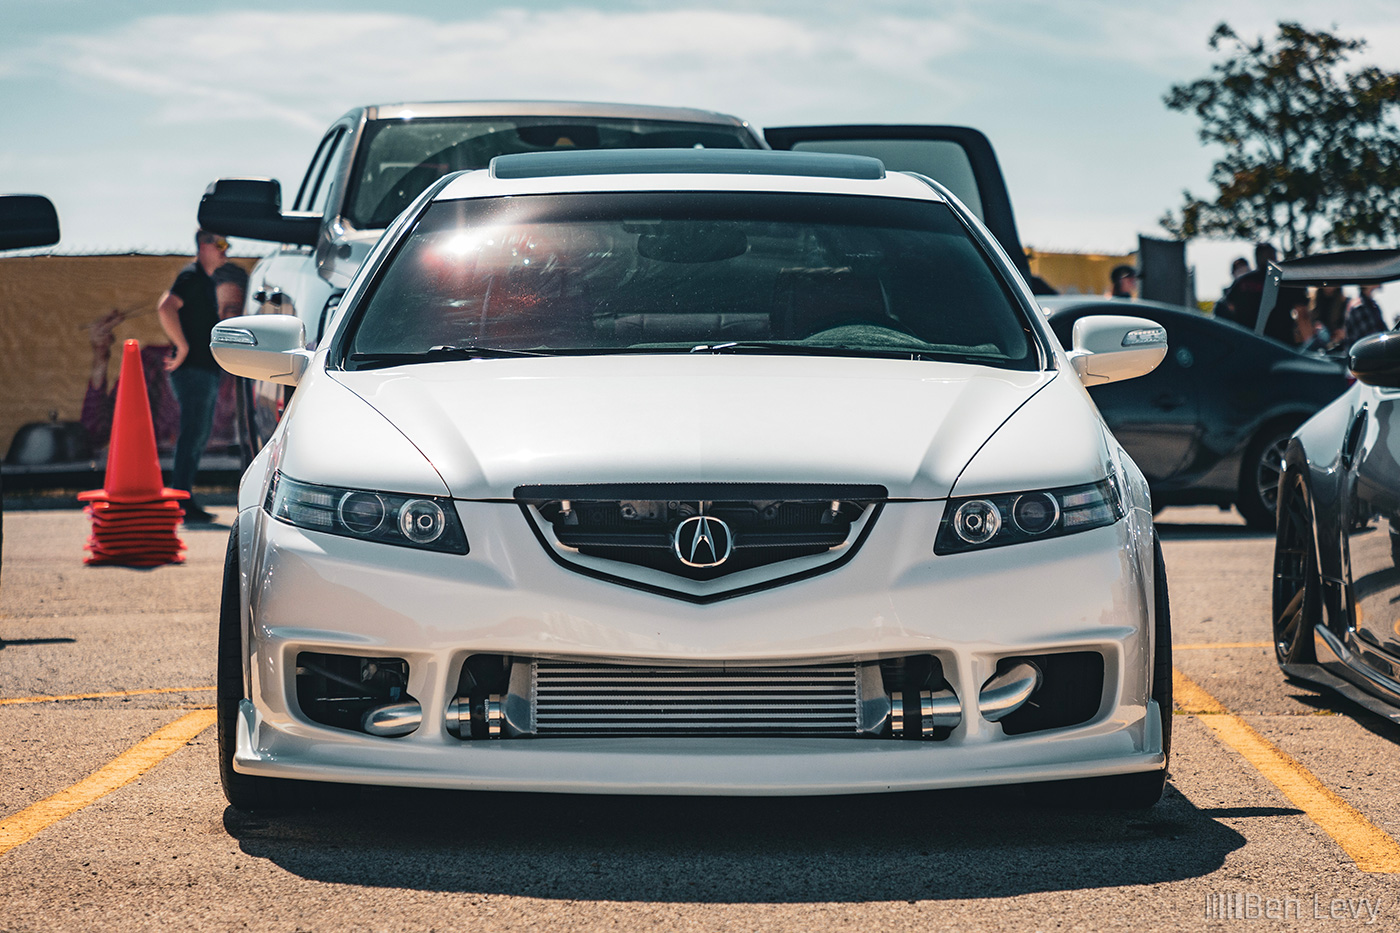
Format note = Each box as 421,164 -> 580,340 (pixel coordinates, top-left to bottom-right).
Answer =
935,479 -> 1124,555
266,473 -> 469,554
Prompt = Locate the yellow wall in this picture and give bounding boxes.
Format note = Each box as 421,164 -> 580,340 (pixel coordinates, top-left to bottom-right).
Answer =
0,254 -> 254,455
1027,249 -> 1136,297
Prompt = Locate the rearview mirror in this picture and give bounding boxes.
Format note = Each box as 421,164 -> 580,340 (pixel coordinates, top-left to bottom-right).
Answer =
211,315 -> 311,386
0,195 -> 60,250
1067,315 -> 1167,386
198,178 -> 319,247
1350,332 -> 1400,388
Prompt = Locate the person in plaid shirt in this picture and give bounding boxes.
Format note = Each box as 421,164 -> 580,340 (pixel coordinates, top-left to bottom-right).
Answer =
1344,285 -> 1387,349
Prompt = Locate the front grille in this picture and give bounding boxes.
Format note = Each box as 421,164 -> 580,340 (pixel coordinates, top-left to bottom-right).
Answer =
516,483 -> 885,583
531,661 -> 861,736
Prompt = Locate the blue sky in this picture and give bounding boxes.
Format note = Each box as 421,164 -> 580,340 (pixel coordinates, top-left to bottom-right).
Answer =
3,0 -> 1395,297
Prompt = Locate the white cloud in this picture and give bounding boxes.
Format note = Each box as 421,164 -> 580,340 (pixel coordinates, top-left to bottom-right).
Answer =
5,1 -> 1396,259
956,0 -> 1400,75
15,8 -> 971,132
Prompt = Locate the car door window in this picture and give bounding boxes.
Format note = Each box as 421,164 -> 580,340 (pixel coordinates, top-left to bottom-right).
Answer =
292,128 -> 344,213
304,128 -> 347,217
783,138 -> 983,220
765,125 -> 1026,283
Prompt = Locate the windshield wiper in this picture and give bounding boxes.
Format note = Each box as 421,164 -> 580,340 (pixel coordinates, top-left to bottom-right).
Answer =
690,341 -> 823,355
349,345 -> 549,369
689,341 -> 944,361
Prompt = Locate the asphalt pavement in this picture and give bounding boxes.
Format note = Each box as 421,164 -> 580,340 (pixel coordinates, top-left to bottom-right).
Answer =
3,504 -> 1400,931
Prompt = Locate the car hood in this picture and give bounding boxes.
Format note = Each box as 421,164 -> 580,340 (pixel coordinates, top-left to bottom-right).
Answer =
327,355 -> 1055,500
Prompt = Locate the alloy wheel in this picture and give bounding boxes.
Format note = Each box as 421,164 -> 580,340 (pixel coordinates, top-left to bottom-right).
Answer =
1255,434 -> 1291,518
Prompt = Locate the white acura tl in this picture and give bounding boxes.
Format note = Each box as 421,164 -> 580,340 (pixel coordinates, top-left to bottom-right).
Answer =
210,148 -> 1172,809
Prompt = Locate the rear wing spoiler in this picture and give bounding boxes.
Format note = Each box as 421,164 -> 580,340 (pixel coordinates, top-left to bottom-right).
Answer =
1257,249 -> 1400,334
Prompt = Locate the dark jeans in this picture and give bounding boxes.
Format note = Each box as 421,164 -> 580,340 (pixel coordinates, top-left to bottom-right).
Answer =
169,365 -> 221,494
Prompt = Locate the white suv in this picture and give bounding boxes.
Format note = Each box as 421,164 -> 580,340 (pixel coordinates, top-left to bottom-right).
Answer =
199,102 -> 766,457
200,103 -> 1038,461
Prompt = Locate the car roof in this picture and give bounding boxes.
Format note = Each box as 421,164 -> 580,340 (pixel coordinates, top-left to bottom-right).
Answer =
354,100 -> 754,129
435,149 -> 945,201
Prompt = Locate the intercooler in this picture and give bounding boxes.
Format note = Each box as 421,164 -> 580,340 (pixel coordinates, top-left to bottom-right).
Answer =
494,659 -> 888,737
320,652 -> 1067,741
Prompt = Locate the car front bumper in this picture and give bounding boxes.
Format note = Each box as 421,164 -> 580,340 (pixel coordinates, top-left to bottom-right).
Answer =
232,500 -> 1164,795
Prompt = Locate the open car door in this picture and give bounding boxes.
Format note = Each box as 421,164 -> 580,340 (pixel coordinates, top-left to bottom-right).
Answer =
764,124 -> 1036,287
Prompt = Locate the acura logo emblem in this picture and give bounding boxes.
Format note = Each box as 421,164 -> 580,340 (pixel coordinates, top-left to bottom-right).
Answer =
673,514 -> 733,568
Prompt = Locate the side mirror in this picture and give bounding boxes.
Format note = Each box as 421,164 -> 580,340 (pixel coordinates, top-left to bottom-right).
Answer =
197,178 -> 319,247
1067,315 -> 1167,386
211,315 -> 312,386
1350,332 -> 1400,388
0,195 -> 60,250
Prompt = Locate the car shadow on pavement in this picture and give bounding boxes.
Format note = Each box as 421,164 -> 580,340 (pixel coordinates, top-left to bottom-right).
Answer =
1285,686 -> 1400,745
223,781 -> 1244,902
1154,521 -> 1273,542
0,636 -> 77,649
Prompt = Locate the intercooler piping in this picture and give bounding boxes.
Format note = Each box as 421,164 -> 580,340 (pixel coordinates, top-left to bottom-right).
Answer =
977,661 -> 1042,722
443,695 -> 504,738
361,701 -> 423,737
890,687 -> 961,736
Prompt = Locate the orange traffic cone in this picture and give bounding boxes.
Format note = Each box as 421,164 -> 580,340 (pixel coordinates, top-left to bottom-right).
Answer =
78,339 -> 188,567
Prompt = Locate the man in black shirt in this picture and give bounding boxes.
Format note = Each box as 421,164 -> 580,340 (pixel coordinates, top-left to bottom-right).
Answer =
1219,243 -> 1278,329
156,229 -> 228,522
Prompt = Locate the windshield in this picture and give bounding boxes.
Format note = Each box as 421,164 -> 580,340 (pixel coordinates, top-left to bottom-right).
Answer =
345,117 -> 760,228
344,192 -> 1037,368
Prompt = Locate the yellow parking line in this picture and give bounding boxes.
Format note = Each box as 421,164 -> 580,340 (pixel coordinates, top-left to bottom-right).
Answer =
0,709 -> 215,857
0,686 -> 215,706
1174,669 -> 1400,873
1174,642 -> 1271,650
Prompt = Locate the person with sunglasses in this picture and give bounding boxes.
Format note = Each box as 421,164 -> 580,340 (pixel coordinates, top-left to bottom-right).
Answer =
155,228 -> 231,523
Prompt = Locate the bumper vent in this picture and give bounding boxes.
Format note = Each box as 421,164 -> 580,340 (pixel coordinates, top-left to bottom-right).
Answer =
995,652 -> 1104,735
531,661 -> 862,736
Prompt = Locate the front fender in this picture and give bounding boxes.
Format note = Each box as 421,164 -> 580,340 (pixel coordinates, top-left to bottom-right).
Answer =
1288,386 -> 1364,629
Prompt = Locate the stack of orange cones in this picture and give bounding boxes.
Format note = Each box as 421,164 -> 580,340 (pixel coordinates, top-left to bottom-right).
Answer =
78,339 -> 189,566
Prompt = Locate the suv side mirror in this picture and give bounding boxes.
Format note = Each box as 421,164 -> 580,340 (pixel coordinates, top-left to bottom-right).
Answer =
212,315 -> 312,386
1067,315 -> 1168,386
0,195 -> 60,250
198,178 -> 319,247
1350,332 -> 1400,388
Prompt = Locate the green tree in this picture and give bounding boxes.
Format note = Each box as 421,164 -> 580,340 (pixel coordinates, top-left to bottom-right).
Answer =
1162,22 -> 1400,256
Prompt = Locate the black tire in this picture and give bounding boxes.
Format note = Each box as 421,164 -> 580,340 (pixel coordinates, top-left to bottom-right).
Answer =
1046,535 -> 1172,809
1272,471 -> 1319,665
217,521 -> 299,810
1237,426 -> 1295,531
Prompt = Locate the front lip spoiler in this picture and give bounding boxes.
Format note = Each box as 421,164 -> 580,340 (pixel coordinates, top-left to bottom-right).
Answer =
234,700 -> 1164,796
1281,628 -> 1400,725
